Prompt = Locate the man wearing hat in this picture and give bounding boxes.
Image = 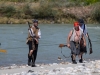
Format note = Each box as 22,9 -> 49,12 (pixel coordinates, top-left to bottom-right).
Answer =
67,22 -> 86,64
27,19 -> 41,67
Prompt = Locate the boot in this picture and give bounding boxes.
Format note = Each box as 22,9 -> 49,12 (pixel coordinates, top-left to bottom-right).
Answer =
79,56 -> 83,63
72,60 -> 77,64
31,55 -> 35,67
71,55 -> 73,62
28,54 -> 31,66
79,59 -> 83,63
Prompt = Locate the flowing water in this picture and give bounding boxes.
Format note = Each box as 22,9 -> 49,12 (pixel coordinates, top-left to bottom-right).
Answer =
0,24 -> 100,66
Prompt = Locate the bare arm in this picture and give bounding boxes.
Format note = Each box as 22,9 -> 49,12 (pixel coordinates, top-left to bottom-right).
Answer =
85,31 -> 88,38
82,34 -> 86,46
67,30 -> 73,44
67,30 -> 73,48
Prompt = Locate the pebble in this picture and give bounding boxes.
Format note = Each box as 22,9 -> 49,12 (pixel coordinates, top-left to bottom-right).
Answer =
1,60 -> 100,75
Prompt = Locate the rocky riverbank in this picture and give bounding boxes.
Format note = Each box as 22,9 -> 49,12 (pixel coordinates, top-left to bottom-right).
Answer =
0,60 -> 100,75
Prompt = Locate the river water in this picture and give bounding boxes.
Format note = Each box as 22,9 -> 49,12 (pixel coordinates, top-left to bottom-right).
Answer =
0,24 -> 100,66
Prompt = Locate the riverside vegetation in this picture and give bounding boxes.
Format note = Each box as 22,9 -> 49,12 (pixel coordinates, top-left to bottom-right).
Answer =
0,0 -> 100,24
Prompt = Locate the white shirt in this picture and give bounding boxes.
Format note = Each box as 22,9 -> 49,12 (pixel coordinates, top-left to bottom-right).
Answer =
70,27 -> 83,42
29,26 -> 41,39
80,24 -> 87,35
38,29 -> 41,39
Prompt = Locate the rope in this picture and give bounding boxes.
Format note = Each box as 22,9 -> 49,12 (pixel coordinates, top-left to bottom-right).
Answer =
60,48 -> 71,59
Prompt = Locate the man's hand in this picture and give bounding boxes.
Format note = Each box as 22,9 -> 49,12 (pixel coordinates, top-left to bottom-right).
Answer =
67,44 -> 70,48
36,36 -> 40,39
84,43 -> 86,47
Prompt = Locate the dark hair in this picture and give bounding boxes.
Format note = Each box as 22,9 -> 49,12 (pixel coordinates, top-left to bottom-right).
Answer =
78,19 -> 84,23
33,19 -> 38,23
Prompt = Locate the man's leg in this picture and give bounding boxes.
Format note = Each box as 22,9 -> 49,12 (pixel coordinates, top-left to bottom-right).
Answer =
79,52 -> 83,63
28,54 -> 31,66
70,41 -> 77,64
34,44 -> 38,62
28,50 -> 34,66
31,41 -> 38,67
72,54 -> 77,64
31,54 -> 35,67
71,55 -> 73,62
79,45 -> 84,63
79,46 -> 87,63
32,44 -> 38,67
28,41 -> 33,66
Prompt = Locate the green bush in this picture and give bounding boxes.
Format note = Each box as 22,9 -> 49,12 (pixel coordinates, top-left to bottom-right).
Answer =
31,3 -> 57,19
84,0 -> 99,5
13,4 -> 33,19
22,4 -> 32,19
0,5 -> 16,17
91,3 -> 100,23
